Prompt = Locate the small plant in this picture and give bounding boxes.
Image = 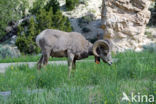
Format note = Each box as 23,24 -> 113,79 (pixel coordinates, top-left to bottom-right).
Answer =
0,45 -> 20,59
79,0 -> 88,5
89,9 -> 96,14
145,31 -> 153,39
78,14 -> 95,27
66,0 -> 79,10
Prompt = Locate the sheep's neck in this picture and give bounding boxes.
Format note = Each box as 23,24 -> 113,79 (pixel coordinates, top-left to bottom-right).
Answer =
88,43 -> 94,56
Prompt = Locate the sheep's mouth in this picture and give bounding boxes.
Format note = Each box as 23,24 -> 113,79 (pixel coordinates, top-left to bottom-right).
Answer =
107,61 -> 112,65
102,59 -> 112,65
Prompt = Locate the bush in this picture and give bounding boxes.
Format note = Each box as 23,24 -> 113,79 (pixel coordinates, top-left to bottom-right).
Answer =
30,0 -> 60,15
16,16 -> 40,54
78,15 -> 95,27
0,45 -> 21,59
66,0 -> 79,10
44,0 -> 60,14
16,0 -> 72,54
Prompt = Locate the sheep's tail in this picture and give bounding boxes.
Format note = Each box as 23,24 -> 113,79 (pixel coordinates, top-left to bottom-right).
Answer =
36,35 -> 40,47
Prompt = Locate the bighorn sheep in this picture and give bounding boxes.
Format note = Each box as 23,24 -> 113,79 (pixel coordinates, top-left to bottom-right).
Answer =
36,29 -> 112,77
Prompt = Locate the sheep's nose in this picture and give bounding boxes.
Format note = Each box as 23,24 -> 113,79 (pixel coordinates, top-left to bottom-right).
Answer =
108,61 -> 112,65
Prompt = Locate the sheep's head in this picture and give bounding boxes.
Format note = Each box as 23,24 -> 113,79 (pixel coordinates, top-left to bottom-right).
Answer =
93,40 -> 112,65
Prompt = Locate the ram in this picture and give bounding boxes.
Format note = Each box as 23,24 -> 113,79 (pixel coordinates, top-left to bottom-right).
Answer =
36,29 -> 112,77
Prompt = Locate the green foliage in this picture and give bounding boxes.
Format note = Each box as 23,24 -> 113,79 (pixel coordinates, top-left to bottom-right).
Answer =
16,17 -> 40,54
45,0 -> 60,14
29,0 -> 45,14
16,0 -> 72,54
0,0 -> 29,40
0,55 -> 68,63
52,10 -> 72,31
66,0 -> 79,10
30,0 -> 60,15
0,51 -> 155,103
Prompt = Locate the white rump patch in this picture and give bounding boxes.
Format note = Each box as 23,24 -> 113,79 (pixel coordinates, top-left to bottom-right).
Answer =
36,30 -> 46,46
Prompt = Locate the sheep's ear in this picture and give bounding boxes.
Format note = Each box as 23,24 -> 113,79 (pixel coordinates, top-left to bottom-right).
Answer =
95,56 -> 100,64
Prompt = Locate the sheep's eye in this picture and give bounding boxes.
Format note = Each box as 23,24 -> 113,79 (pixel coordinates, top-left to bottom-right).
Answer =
103,50 -> 108,55
103,52 -> 107,55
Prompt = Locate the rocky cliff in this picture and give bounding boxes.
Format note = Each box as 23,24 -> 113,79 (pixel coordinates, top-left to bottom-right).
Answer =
59,0 -> 104,40
101,0 -> 155,52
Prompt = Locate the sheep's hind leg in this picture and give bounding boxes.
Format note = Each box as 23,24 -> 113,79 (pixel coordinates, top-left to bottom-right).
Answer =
41,50 -> 51,69
37,55 -> 43,70
43,53 -> 50,66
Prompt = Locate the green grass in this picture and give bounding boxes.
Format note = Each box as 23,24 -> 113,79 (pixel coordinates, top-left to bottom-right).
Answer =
0,51 -> 156,104
0,55 -> 94,63
0,55 -> 64,63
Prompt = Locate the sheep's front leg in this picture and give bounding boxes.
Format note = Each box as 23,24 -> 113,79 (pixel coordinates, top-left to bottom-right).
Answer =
67,51 -> 74,78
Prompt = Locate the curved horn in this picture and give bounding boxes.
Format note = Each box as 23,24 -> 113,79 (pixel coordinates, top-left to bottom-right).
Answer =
93,40 -> 110,57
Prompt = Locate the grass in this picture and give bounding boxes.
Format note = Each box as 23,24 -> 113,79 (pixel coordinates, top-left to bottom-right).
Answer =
0,51 -> 156,104
0,55 -> 94,63
0,55 -> 64,63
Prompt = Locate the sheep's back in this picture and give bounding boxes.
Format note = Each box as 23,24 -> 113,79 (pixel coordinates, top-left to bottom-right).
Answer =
36,29 -> 90,56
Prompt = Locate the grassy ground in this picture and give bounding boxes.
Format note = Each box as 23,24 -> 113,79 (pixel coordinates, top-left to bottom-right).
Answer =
0,51 -> 156,104
0,55 -> 64,63
0,55 -> 94,63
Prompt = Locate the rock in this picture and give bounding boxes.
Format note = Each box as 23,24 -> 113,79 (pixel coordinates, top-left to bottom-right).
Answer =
59,0 -> 103,40
0,16 -> 30,43
9,35 -> 17,45
0,45 -> 21,59
101,0 -> 155,52
5,26 -> 13,33
143,43 -> 156,52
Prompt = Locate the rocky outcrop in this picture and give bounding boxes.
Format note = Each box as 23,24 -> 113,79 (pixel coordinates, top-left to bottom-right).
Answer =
59,0 -> 104,40
101,0 -> 155,52
0,16 -> 30,43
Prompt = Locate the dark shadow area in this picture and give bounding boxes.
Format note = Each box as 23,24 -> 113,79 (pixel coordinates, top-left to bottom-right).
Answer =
142,43 -> 156,53
147,7 -> 156,27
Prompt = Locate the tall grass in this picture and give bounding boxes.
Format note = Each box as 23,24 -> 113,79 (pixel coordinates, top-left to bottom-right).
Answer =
0,51 -> 155,104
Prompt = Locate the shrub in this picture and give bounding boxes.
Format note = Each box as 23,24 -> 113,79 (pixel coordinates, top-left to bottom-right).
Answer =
44,0 -> 60,14
0,45 -> 21,59
78,14 -> 95,27
29,0 -> 45,14
66,0 -> 79,10
16,0 -> 72,54
16,16 -> 40,54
